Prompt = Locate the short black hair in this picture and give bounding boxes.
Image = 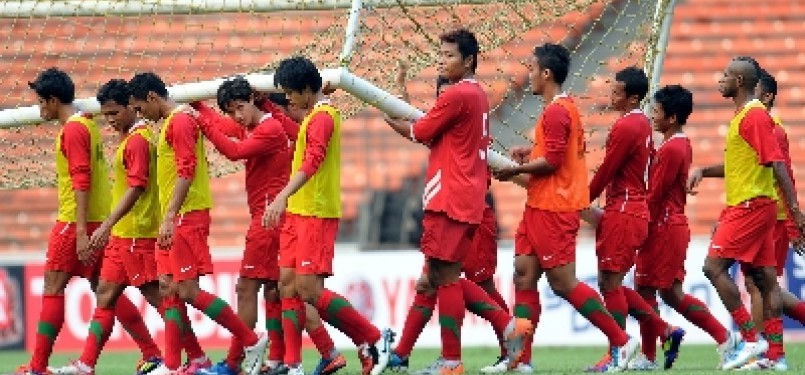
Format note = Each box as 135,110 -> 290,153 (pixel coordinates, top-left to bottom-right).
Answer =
96,79 -> 131,106
533,43 -> 571,85
734,55 -> 762,74
436,76 -> 450,97
268,92 -> 289,107
28,67 -> 75,104
439,28 -> 480,72
615,66 -> 650,102
653,84 -> 693,125
758,68 -> 777,108
216,76 -> 253,112
128,72 -> 168,100
274,56 -> 322,93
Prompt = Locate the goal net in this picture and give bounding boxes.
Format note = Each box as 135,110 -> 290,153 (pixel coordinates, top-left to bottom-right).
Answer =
0,0 -> 673,247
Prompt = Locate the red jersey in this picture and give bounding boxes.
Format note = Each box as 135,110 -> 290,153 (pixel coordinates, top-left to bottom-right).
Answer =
647,134 -> 691,225
60,118 -> 93,190
194,103 -> 292,217
589,109 -> 653,218
412,79 -> 490,224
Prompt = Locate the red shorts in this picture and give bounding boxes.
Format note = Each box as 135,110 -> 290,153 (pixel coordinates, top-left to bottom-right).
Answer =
241,218 -> 280,280
709,197 -> 776,267
45,221 -> 103,279
278,213 -> 339,276
773,220 -> 790,276
462,206 -> 497,283
635,222 -> 689,289
596,210 -> 648,273
514,207 -> 579,269
420,211 -> 478,263
100,237 -> 159,287
161,210 -> 213,282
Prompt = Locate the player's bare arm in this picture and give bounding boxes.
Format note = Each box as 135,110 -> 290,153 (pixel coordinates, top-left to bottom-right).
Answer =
74,189 -> 93,264
89,186 -> 145,252
687,163 -> 724,194
159,178 -> 192,249
396,61 -> 411,103
263,171 -> 309,228
383,115 -> 415,141
772,161 -> 805,232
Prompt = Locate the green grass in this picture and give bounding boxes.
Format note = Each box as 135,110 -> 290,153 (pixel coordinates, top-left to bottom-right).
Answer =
1,344 -> 803,374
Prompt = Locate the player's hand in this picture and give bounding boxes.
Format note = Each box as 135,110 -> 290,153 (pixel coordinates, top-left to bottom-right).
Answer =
88,223 -> 111,253
710,222 -> 720,237
322,82 -> 336,96
396,61 -> 408,86
181,103 -> 201,119
76,230 -> 95,265
792,236 -> 805,257
509,146 -> 531,164
263,196 -> 287,228
158,219 -> 175,249
687,168 -> 703,195
792,210 -> 805,236
493,166 -> 519,182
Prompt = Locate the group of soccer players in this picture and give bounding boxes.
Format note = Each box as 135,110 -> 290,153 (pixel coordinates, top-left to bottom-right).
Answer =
10,24 -> 805,375
384,29 -> 805,373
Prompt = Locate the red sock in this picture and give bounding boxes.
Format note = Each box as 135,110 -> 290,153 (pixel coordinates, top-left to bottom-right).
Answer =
190,290 -> 258,346
764,318 -> 784,360
514,289 -> 540,364
394,292 -> 436,358
730,307 -> 757,342
266,301 -> 284,362
566,283 -> 628,346
281,297 -> 305,365
309,325 -> 336,359
115,294 -> 161,360
437,281 -> 465,361
623,287 -> 669,341
786,302 -> 805,325
460,279 -> 511,333
180,304 -> 205,360
225,336 -> 244,370
673,294 -> 728,344
159,296 -> 184,370
78,308 -> 115,367
316,288 -> 380,344
602,288 -> 628,330
30,294 -> 65,372
638,296 -> 659,361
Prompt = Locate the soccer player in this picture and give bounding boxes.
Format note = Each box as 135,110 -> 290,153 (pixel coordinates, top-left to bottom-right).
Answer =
185,77 -> 345,375
630,84 -> 737,370
738,69 -> 805,371
46,79 -> 167,375
127,72 -> 269,375
586,67 -> 685,371
16,69 -> 160,375
493,43 -> 639,372
687,57 -> 805,370
263,56 -> 394,375
387,66 -> 518,374
383,29 -> 532,375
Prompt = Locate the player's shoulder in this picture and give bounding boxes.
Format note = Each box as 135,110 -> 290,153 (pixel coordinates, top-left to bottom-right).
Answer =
659,134 -> 691,154
254,116 -> 285,135
543,100 -> 572,119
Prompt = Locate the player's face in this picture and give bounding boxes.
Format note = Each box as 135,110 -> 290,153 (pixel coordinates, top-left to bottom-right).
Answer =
100,101 -> 137,132
718,64 -> 739,98
130,92 -> 162,122
228,100 -> 260,128
651,102 -> 672,132
610,81 -> 630,111
527,55 -> 547,95
284,89 -> 314,111
284,104 -> 308,123
36,96 -> 59,121
438,42 -> 469,81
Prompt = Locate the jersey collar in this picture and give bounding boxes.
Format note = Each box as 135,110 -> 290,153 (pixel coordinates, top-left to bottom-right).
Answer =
552,93 -> 569,102
128,120 -> 147,134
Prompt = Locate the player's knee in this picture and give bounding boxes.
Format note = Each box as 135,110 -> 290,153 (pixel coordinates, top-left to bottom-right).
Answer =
236,278 -> 260,300
264,282 -> 280,303
295,279 -> 319,304
139,282 -> 162,308
415,277 -> 434,295
175,282 -> 199,302
95,283 -> 119,309
658,288 -> 683,307
42,271 -> 70,295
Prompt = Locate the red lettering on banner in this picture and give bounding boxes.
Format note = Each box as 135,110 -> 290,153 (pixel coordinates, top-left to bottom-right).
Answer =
382,278 -> 403,327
